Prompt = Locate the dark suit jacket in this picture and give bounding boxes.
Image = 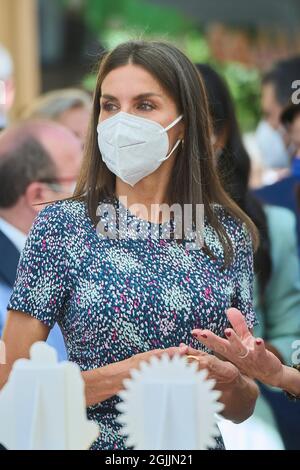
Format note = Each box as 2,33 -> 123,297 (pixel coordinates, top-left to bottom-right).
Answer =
253,176 -> 300,257
0,229 -> 20,288
0,230 -> 19,448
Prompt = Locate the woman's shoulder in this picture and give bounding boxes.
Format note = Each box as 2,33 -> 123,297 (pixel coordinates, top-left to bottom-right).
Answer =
38,197 -> 86,220
204,204 -> 252,260
210,203 -> 251,242
31,198 -> 88,235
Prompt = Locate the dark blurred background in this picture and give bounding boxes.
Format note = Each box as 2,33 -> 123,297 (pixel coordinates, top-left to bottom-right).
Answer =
1,0 -> 300,130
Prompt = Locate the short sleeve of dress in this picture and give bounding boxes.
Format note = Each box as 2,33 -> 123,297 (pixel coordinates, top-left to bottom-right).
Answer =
232,223 -> 258,329
7,202 -> 70,328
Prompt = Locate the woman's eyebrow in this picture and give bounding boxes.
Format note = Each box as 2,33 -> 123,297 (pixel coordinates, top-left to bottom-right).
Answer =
100,92 -> 162,100
101,94 -> 117,100
133,93 -> 163,100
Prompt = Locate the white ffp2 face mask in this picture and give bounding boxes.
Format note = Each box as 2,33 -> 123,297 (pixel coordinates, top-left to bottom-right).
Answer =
97,111 -> 183,186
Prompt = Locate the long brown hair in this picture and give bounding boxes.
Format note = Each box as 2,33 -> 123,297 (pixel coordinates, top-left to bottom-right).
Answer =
68,40 -> 258,265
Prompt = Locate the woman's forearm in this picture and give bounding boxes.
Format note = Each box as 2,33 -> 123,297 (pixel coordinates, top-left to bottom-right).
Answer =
82,356 -> 134,407
278,365 -> 300,397
81,347 -> 187,407
219,373 -> 259,424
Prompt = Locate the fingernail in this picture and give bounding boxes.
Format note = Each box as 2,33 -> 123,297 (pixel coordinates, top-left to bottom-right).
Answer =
192,332 -> 198,338
201,334 -> 207,339
256,340 -> 262,345
225,331 -> 231,337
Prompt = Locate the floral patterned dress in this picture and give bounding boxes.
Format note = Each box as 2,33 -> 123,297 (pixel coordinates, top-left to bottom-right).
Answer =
8,197 -> 257,450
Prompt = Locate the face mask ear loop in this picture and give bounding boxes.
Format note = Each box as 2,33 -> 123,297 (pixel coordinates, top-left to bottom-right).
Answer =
157,115 -> 184,162
159,114 -> 183,134
158,139 -> 182,162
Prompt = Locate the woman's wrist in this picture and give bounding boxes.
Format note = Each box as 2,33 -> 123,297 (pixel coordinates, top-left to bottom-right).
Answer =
219,372 -> 259,423
82,357 -> 134,407
279,365 -> 300,397
233,371 -> 259,399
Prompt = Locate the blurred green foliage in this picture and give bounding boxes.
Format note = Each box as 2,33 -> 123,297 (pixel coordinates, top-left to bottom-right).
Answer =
83,0 -> 192,39
67,0 -> 261,130
215,62 -> 261,131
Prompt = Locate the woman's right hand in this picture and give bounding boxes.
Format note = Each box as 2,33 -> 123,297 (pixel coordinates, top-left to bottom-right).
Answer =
128,345 -> 189,372
192,308 -> 284,388
83,345 -> 189,406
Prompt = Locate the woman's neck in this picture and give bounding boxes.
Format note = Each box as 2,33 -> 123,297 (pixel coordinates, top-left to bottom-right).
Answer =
115,176 -> 170,223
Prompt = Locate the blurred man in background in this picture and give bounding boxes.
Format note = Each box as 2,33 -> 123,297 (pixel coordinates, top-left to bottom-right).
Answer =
254,100 -> 300,257
0,44 -> 15,132
256,56 -> 300,172
281,102 -> 300,163
0,120 -> 82,359
21,88 -> 92,150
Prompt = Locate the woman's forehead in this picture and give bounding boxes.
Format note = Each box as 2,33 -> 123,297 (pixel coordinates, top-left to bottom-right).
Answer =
101,64 -> 164,97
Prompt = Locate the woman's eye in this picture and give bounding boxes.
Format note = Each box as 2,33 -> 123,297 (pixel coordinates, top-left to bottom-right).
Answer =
138,101 -> 155,111
102,102 -> 118,112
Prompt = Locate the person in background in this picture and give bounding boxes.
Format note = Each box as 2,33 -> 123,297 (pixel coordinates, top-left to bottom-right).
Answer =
21,88 -> 92,149
196,63 -> 300,449
0,44 -> 15,131
281,102 -> 300,183
254,102 -> 300,257
255,56 -> 300,174
0,120 -> 82,360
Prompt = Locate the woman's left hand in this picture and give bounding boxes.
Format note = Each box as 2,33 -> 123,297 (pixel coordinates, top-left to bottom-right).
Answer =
191,308 -> 284,388
181,343 -> 259,423
180,343 -> 240,391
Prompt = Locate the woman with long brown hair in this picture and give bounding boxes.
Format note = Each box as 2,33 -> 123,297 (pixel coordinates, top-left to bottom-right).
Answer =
0,41 -> 259,450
